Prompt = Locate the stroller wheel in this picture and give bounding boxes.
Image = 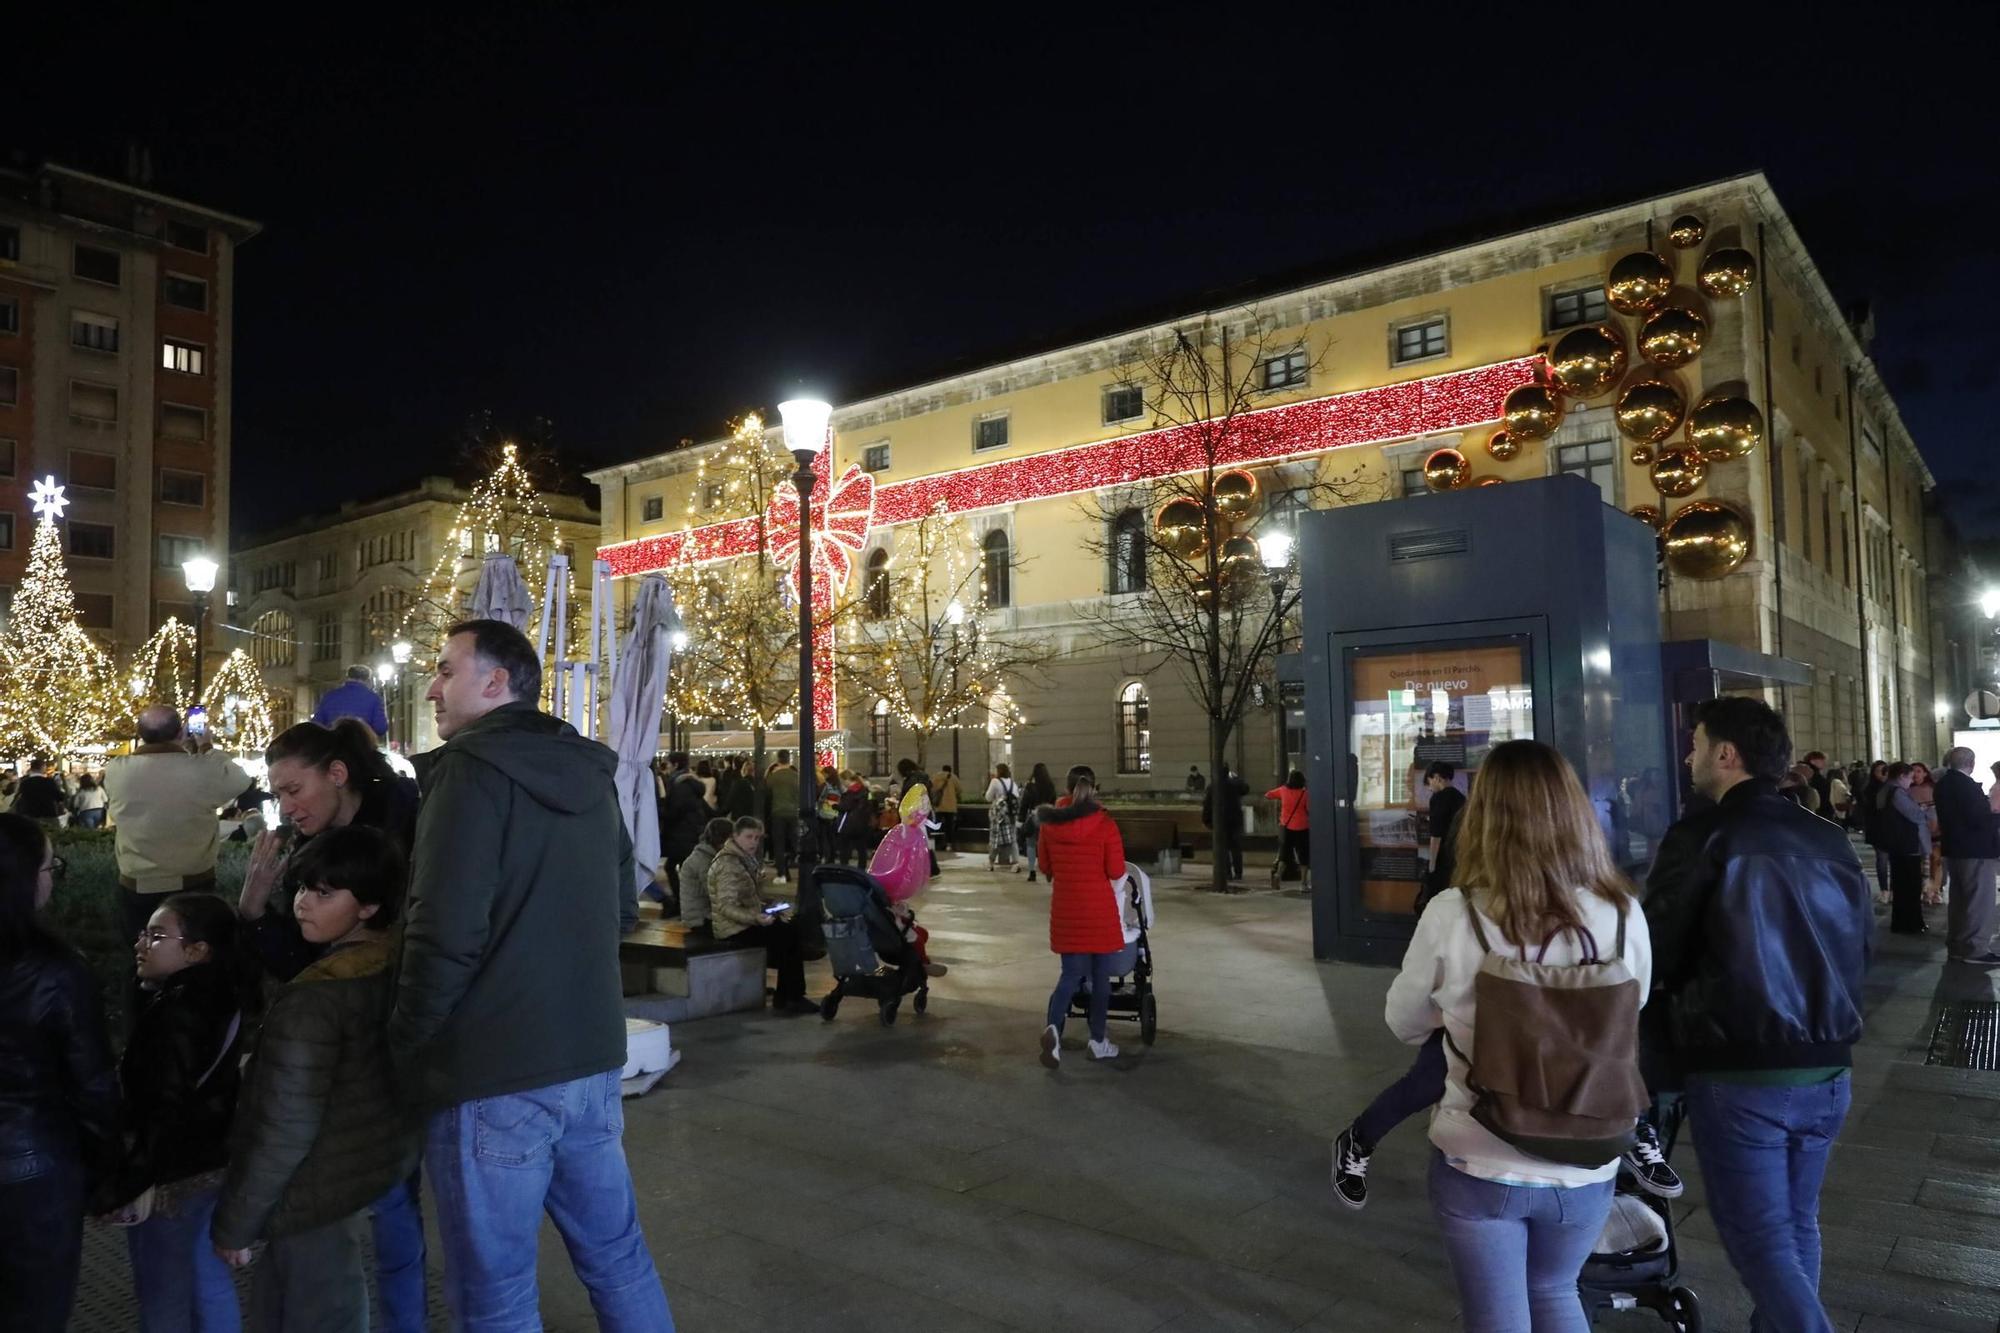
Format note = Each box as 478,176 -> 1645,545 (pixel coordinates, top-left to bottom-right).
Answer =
1668,1285 -> 1701,1333
1139,992 -> 1158,1046
914,984 -> 928,1015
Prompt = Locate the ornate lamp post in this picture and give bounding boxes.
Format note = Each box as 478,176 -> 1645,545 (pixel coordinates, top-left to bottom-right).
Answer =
778,397 -> 832,877
1258,532 -> 1295,789
945,597 -> 965,776
181,555 -> 220,699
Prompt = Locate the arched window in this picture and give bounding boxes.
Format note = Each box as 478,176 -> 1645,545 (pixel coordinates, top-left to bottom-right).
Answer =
982,528 -> 1011,607
1117,681 -> 1151,774
252,610 -> 296,669
864,549 -> 891,619
867,698 -> 892,776
1109,508 -> 1146,594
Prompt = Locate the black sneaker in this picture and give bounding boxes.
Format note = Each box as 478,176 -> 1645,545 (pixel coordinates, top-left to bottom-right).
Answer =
1331,1126 -> 1370,1209
1621,1120 -> 1684,1198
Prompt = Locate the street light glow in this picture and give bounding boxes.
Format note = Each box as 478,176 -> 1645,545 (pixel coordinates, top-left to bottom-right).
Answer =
946,599 -> 966,625
181,555 -> 220,594
1982,589 -> 2000,619
777,399 -> 832,457
670,629 -> 689,651
1935,700 -> 1952,721
392,639 -> 413,665
376,661 -> 397,685
1258,532 -> 1294,570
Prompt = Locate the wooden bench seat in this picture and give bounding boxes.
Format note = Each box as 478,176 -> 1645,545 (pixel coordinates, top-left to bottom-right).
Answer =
618,919 -> 760,968
620,921 -> 770,1023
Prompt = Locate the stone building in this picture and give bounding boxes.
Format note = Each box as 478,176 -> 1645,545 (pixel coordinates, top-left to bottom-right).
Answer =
590,172 -> 1943,789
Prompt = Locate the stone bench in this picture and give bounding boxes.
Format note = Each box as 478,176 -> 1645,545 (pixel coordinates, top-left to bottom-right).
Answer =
620,921 -> 768,1023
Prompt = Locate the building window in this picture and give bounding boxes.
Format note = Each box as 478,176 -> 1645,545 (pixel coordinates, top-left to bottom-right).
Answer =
0,512 -> 12,551
162,273 -> 208,312
71,310 -> 119,353
160,402 -> 207,441
699,480 -> 725,511
982,529 -> 1011,608
864,548 -> 891,619
0,223 -> 18,262
254,561 -> 297,593
0,437 -> 14,477
1109,508 -> 1146,593
316,552 -> 338,582
69,450 -> 117,491
863,442 -> 891,472
974,413 -> 1010,452
73,244 -> 121,286
0,367 -> 15,407
70,379 -> 118,423
75,593 -> 114,628
640,494 -> 663,522
1547,284 -> 1609,330
1117,681 -> 1152,775
1393,317 -> 1448,365
159,469 -> 206,506
867,700 -> 891,777
1553,437 -> 1618,507
68,522 -> 115,560
1102,384 -> 1144,425
312,613 -> 341,662
1265,487 -> 1310,538
0,297 -> 16,335
157,533 -> 204,570
1399,463 -> 1432,498
161,338 -> 206,375
1260,347 -> 1308,391
165,219 -> 209,254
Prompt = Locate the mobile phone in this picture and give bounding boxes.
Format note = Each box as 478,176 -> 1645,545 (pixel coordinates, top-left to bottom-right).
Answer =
762,902 -> 791,915
186,705 -> 209,739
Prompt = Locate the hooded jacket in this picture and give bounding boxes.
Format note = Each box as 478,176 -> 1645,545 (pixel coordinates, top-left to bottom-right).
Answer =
389,703 -> 637,1110
1036,798 -> 1127,954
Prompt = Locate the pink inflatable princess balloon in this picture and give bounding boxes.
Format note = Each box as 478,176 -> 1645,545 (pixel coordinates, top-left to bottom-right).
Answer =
869,783 -> 934,902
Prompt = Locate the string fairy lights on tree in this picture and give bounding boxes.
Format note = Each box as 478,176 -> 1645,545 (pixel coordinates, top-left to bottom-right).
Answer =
201,648 -> 278,754
126,617 -> 200,714
0,477 -> 125,757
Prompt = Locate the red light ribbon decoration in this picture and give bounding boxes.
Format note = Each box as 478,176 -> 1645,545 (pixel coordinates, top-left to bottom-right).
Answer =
764,461 -> 877,612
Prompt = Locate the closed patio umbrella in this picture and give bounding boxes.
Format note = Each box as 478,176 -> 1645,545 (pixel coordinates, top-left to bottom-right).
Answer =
608,575 -> 680,897
469,552 -> 535,631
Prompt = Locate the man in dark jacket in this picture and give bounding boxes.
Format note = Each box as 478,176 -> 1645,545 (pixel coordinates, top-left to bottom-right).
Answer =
391,620 -> 668,1328
1417,761 -> 1465,911
1205,765 -> 1251,882
657,751 -> 709,902
1643,696 -> 1870,1333
1934,746 -> 2000,963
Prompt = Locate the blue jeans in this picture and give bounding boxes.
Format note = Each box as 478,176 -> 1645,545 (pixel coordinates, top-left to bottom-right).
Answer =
75,807 -> 106,829
1686,1074 -> 1851,1333
1046,952 -> 1114,1041
0,1150 -> 84,1333
1354,1030 -> 1447,1149
1427,1151 -> 1612,1333
370,1169 -> 427,1332
426,1069 -> 671,1332
128,1183 -> 241,1333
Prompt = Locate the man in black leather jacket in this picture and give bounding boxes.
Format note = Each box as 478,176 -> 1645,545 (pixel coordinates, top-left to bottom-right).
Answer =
1644,696 -> 1870,1333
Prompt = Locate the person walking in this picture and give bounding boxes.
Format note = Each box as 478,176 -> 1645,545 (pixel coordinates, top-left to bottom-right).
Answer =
1877,763 -> 1929,934
1384,739 -> 1651,1331
985,764 -> 1021,870
1036,766 -> 1129,1067
1644,697 -> 1870,1333
0,813 -> 122,1333
1264,770 -> 1310,888
764,751 -> 801,883
1418,761 -> 1466,913
1018,763 -> 1059,883
1205,764 -> 1249,883
934,765 -> 962,855
1933,747 -> 2000,964
389,619 -> 668,1329
310,665 -> 392,742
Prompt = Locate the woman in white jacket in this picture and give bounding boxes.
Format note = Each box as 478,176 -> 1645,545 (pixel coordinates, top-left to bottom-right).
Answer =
1383,739 -> 1652,1333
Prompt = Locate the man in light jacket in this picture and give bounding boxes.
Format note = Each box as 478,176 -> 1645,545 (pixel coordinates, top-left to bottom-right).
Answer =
1933,746 -> 2000,964
104,706 -> 252,945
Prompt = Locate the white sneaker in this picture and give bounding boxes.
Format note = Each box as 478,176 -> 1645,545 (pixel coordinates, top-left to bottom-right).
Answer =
1039,1025 -> 1061,1068
1088,1037 -> 1120,1060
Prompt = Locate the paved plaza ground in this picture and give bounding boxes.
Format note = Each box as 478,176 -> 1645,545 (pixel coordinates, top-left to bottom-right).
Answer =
73,854 -> 2000,1331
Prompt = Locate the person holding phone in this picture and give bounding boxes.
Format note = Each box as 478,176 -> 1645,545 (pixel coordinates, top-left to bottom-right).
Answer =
707,817 -> 816,1015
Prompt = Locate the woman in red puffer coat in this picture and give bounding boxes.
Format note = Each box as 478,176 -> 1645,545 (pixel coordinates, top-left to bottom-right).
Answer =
1035,766 -> 1128,1068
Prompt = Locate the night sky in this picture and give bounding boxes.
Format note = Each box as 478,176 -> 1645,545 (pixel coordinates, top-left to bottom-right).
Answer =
14,12 -> 2000,542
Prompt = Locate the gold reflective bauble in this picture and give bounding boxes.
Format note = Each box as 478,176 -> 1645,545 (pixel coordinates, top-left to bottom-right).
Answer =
1663,500 -> 1753,579
1697,247 -> 1757,299
1629,504 -> 1662,529
1685,394 -> 1764,460
1547,324 -> 1627,398
1212,468 -> 1260,519
1155,498 -> 1208,558
1502,384 -> 1564,441
1638,305 -> 1709,369
1485,429 -> 1519,461
1219,534 -> 1261,570
1606,251 -> 1676,316
1650,447 -> 1708,498
1424,447 -> 1471,492
1668,214 -> 1706,249
1629,444 -> 1655,467
1614,377 -> 1687,444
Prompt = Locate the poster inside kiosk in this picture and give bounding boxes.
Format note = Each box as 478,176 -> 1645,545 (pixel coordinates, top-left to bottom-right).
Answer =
1349,640 -> 1533,916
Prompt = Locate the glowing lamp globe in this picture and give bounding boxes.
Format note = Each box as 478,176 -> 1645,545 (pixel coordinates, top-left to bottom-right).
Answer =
777,399 -> 833,459
181,556 -> 220,595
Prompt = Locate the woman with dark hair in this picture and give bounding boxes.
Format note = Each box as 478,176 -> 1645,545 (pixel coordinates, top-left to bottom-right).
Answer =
1036,766 -> 1129,1066
70,771 -> 109,829
0,812 -> 122,1332
1264,769 -> 1310,888
1016,762 -> 1060,882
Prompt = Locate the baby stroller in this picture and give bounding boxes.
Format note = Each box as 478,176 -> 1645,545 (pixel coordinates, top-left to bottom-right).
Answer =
1068,867 -> 1158,1046
1581,1097 -> 1699,1330
813,864 -> 929,1027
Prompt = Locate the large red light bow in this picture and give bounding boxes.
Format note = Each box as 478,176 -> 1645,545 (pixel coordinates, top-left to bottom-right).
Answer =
766,461 -> 876,611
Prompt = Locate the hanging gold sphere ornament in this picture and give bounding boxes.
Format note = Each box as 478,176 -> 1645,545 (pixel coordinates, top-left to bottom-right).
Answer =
1502,384 -> 1564,441
1212,469 -> 1260,519
1650,447 -> 1709,498
1155,498 -> 1208,558
1606,252 -> 1676,316
1485,429 -> 1519,461
1614,376 -> 1687,444
1663,499 -> 1753,579
1424,447 -> 1472,492
1697,247 -> 1758,298
1629,504 -> 1662,529
1638,305 -> 1709,368
1629,443 -> 1656,467
1685,394 -> 1764,461
1547,325 -> 1627,398
1667,215 -> 1706,249
1219,534 -> 1262,571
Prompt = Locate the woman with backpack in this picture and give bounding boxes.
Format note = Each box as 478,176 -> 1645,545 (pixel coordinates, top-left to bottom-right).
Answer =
1016,763 -> 1059,882
1383,739 -> 1652,1331
985,763 -> 1021,870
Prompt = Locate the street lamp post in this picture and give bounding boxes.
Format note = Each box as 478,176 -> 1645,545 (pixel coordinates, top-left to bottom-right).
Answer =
668,628 -> 689,754
1259,533 -> 1294,787
181,556 -> 220,701
946,598 -> 965,776
391,640 -> 412,749
779,398 -> 832,881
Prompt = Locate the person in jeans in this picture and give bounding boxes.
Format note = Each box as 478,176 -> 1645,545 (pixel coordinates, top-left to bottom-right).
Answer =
1385,740 -> 1651,1331
0,813 -> 122,1333
1644,697 -> 1869,1333
1932,746 -> 2000,964
1036,766 -> 1129,1066
390,620 -> 670,1330
1877,763 -> 1929,934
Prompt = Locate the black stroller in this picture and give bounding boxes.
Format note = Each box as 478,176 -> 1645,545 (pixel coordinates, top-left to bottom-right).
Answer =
1581,1097 -> 1699,1330
813,865 -> 930,1027
1067,870 -> 1158,1045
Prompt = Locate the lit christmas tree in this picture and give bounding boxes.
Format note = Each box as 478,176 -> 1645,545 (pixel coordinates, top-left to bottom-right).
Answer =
0,477 -> 124,758
126,617 -> 200,714
202,648 -> 278,755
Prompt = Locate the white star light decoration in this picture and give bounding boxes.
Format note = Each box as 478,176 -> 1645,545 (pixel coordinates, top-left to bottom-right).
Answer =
29,475 -> 68,520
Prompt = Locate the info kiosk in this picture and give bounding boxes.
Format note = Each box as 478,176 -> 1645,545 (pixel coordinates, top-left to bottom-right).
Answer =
1298,474 -> 1670,964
